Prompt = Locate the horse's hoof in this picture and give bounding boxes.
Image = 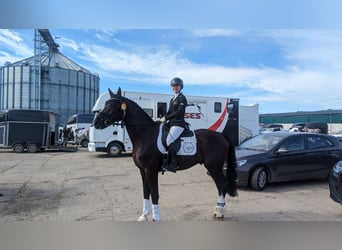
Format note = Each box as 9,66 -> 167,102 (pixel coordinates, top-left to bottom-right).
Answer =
137,215 -> 148,221
212,214 -> 224,220
213,206 -> 226,220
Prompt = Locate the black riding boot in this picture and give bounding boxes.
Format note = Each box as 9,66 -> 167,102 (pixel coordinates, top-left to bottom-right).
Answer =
167,142 -> 178,173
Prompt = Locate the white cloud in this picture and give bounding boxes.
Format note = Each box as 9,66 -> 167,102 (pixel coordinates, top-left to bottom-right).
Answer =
58,37 -> 80,51
76,35 -> 342,111
94,29 -> 117,42
0,29 -> 33,64
192,29 -> 245,37
2,29 -> 341,112
0,51 -> 24,66
0,29 -> 23,43
264,29 -> 342,70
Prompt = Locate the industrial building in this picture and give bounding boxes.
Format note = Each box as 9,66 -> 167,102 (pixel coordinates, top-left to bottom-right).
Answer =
0,29 -> 99,125
259,109 -> 342,133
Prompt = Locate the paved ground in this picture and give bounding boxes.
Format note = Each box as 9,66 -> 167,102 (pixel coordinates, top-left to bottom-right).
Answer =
0,147 -> 341,221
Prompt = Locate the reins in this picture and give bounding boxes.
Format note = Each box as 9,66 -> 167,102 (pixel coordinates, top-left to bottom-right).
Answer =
111,120 -> 157,128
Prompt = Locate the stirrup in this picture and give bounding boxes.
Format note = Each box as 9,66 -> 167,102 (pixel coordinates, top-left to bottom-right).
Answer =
161,163 -> 177,174
166,162 -> 178,173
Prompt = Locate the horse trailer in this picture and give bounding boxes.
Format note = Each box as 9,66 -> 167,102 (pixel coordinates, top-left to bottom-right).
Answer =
88,90 -> 259,157
0,109 -> 60,153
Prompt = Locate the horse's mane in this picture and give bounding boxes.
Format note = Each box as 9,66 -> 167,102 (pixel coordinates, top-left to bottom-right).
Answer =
122,96 -> 155,124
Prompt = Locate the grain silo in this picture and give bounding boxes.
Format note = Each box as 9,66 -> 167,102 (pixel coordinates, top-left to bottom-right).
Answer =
0,29 -> 99,125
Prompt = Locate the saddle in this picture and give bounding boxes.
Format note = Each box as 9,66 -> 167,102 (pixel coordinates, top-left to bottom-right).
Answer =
157,123 -> 197,156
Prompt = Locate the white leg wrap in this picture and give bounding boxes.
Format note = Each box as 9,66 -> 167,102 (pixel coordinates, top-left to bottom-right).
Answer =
137,199 -> 151,221
217,195 -> 225,204
213,195 -> 226,219
152,204 -> 161,221
143,199 -> 151,215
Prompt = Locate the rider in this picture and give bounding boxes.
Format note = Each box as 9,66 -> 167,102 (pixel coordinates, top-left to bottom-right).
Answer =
160,77 -> 188,172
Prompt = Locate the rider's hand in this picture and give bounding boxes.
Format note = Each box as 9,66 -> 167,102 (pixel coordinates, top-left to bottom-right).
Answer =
156,116 -> 166,123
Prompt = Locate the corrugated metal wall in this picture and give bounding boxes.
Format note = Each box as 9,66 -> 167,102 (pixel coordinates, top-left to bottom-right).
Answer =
0,64 -> 99,125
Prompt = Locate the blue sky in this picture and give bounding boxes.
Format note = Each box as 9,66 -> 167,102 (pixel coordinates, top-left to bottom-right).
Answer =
1,1 -> 342,114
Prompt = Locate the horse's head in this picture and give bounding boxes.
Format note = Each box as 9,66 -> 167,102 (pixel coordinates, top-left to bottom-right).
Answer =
93,87 -> 125,129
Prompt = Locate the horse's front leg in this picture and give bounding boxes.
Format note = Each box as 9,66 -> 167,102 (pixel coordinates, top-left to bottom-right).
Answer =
138,169 -> 152,221
149,170 -> 160,221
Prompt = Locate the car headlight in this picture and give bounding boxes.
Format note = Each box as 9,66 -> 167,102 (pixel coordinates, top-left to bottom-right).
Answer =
236,160 -> 247,167
333,161 -> 342,173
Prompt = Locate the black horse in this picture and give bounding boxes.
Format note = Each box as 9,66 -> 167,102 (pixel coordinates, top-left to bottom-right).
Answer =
94,88 -> 238,221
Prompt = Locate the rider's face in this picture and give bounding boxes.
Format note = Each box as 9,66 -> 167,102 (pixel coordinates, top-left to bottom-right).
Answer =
172,85 -> 181,93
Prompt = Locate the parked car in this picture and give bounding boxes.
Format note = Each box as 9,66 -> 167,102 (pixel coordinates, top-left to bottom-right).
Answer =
331,130 -> 342,143
262,124 -> 284,133
329,160 -> 342,205
289,123 -> 306,132
304,122 -> 328,134
235,132 -> 342,191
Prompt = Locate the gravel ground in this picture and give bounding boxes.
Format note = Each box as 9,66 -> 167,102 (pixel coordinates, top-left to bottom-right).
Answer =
0,148 -> 341,221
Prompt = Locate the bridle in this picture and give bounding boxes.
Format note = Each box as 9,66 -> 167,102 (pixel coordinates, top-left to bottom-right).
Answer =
102,96 -> 127,128
103,96 -> 157,128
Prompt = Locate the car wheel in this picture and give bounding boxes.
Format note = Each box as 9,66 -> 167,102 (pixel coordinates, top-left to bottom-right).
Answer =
80,139 -> 89,148
27,143 -> 39,153
13,143 -> 24,153
107,142 -> 122,157
250,167 -> 267,191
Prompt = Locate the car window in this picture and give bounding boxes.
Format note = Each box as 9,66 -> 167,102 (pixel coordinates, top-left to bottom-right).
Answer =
278,136 -> 304,151
306,135 -> 331,149
239,134 -> 284,150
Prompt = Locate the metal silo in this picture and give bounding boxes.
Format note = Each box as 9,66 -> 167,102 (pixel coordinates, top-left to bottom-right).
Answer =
0,29 -> 99,125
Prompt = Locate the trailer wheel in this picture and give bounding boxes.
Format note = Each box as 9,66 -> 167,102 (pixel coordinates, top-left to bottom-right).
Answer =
80,139 -> 89,148
107,142 -> 122,157
27,143 -> 39,153
13,143 -> 24,153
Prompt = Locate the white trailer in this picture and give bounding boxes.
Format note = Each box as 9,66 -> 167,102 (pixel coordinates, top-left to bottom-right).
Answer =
88,90 -> 258,156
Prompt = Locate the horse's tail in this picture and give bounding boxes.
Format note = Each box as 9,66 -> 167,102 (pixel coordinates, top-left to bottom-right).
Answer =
223,134 -> 238,197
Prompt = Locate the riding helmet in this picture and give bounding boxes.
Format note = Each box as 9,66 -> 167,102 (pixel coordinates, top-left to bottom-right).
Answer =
170,77 -> 184,89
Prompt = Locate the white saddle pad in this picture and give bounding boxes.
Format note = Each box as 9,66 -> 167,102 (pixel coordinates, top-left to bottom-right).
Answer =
157,124 -> 197,156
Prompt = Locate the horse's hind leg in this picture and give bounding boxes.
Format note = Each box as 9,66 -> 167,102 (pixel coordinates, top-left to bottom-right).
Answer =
213,194 -> 226,220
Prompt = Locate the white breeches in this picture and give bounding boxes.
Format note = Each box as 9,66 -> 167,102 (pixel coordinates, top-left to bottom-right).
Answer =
166,126 -> 184,146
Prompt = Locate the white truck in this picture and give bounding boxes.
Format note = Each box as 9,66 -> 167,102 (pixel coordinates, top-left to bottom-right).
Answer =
88,90 -> 259,156
65,113 -> 94,147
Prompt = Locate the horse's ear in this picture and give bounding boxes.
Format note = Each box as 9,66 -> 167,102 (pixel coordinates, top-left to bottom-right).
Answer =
117,87 -> 122,98
108,88 -> 115,98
